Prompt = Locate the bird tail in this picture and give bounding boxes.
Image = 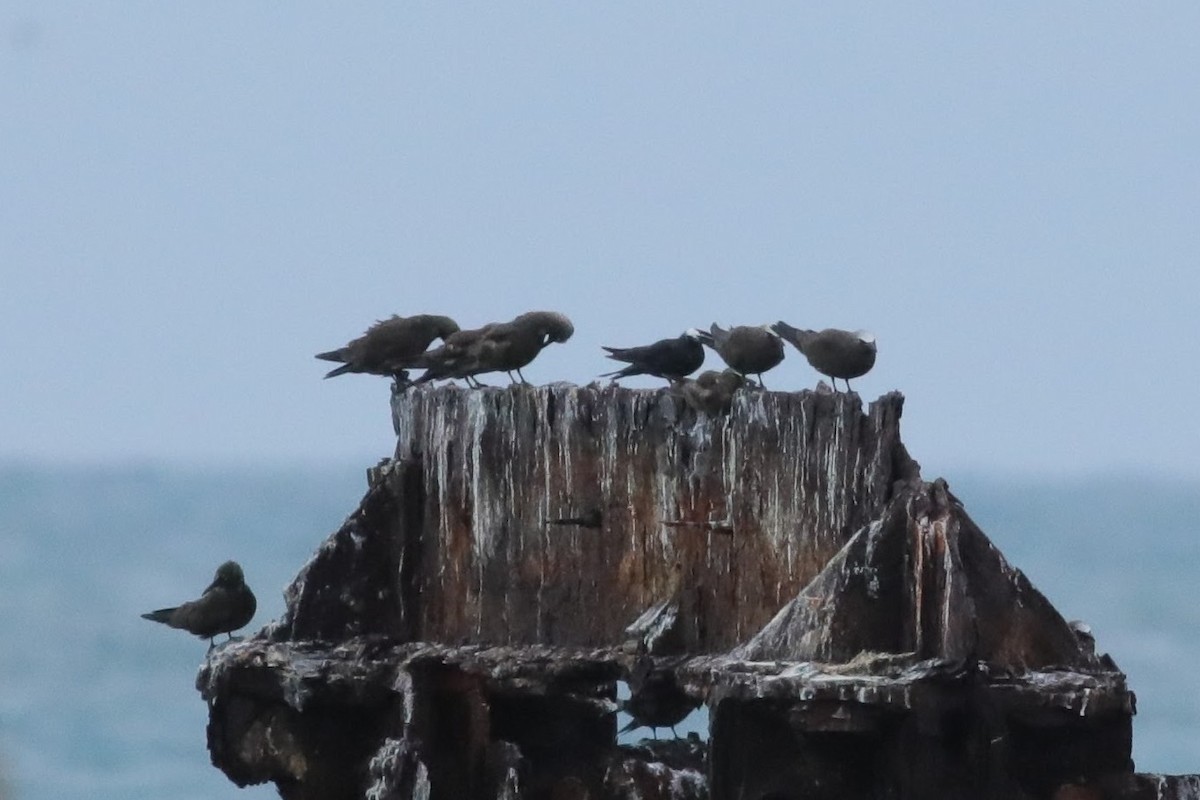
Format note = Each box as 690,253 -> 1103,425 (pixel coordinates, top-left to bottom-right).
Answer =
322,363 -> 356,379
770,321 -> 814,352
618,718 -> 639,734
141,607 -> 176,624
314,349 -> 346,363
599,364 -> 641,379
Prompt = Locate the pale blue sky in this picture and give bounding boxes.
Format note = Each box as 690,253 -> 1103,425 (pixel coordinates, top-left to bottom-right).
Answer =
3,4 -> 1198,477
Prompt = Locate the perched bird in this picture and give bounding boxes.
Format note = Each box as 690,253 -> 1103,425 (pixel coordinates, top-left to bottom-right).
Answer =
141,561 -> 257,648
411,325 -> 496,387
479,311 -> 575,383
600,330 -> 705,382
315,314 -> 460,380
771,323 -> 876,391
415,311 -> 574,385
696,324 -> 785,387
619,655 -> 699,740
674,368 -> 746,414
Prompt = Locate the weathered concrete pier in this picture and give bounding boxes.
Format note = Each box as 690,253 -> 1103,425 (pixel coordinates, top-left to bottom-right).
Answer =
198,385 -> 1196,799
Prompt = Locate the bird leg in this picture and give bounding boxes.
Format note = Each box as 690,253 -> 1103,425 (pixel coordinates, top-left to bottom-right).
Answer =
516,368 -> 530,385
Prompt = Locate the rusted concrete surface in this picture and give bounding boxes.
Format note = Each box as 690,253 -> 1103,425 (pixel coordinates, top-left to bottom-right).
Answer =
278,385 -> 913,650
736,479 -> 1091,669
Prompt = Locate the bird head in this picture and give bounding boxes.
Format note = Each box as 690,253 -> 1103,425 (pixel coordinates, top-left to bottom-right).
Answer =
717,369 -> 746,390
213,561 -> 245,586
428,315 -> 461,340
854,330 -> 877,349
758,323 -> 781,338
518,311 -> 575,344
682,328 -> 705,340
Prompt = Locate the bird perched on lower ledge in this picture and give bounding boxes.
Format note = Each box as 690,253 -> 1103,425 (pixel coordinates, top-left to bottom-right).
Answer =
619,655 -> 700,739
600,330 -> 706,382
771,323 -> 877,391
141,561 -> 257,648
695,324 -> 785,387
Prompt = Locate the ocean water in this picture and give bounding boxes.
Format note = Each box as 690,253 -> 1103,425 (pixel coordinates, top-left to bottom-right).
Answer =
0,464 -> 1197,799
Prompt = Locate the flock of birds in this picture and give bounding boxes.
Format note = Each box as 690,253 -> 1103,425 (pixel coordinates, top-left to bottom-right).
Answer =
141,310 -> 878,740
313,310 -> 878,413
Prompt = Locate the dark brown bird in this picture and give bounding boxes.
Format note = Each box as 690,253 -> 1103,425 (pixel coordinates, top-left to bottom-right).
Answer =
416,311 -> 574,385
410,324 -> 496,387
771,323 -> 876,391
696,324 -> 785,387
600,330 -> 705,382
315,314 -> 460,379
674,368 -> 746,414
618,655 -> 699,739
141,561 -> 257,648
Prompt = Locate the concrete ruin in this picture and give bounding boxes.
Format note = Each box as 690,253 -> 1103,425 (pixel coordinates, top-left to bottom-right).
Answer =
197,384 -> 1196,799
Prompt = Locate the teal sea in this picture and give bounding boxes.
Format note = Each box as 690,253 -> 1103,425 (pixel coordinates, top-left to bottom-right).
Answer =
0,465 -> 1197,799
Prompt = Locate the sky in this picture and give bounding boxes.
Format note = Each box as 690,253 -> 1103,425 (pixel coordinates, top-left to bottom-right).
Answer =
2,4 -> 1199,479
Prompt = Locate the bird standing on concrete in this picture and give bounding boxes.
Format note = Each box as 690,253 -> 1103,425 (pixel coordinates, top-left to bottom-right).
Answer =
696,324 -> 785,387
600,330 -> 706,382
674,368 -> 746,414
771,323 -> 876,391
415,311 -> 574,386
410,325 -> 496,387
141,561 -> 257,648
315,314 -> 460,380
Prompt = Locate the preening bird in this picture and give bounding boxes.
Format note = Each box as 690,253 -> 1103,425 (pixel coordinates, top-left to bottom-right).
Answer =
414,311 -> 574,386
315,314 -> 460,380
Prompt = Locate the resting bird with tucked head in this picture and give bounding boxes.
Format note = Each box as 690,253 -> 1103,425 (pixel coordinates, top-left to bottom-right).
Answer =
674,368 -> 745,414
315,314 -> 460,380
600,330 -> 705,383
771,323 -> 876,391
695,323 -> 785,387
141,561 -> 256,648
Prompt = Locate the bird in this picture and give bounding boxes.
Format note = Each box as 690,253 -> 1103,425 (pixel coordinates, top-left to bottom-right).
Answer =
618,655 -> 699,740
315,314 -> 460,380
415,311 -> 574,386
600,330 -> 706,382
141,561 -> 257,648
695,324 -> 785,387
771,323 -> 876,391
410,325 -> 496,387
673,368 -> 746,414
